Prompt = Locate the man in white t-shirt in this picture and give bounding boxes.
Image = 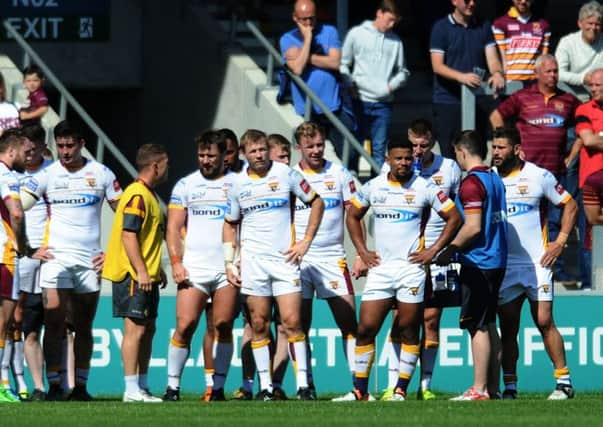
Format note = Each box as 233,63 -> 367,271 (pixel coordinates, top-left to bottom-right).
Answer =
492,127 -> 577,401
21,121 -> 122,401
223,129 -> 324,400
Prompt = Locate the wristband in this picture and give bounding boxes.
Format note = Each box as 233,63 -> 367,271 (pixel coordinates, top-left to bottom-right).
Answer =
556,232 -> 569,246
492,70 -> 503,77
302,236 -> 312,244
170,255 -> 182,265
223,242 -> 235,264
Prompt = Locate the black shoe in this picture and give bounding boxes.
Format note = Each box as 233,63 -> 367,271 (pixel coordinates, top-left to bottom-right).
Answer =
502,389 -> 517,400
209,388 -> 226,401
308,383 -> 317,400
273,387 -> 288,400
255,389 -> 274,401
297,387 -> 315,401
163,387 -> 180,402
45,384 -> 65,401
68,385 -> 93,401
232,387 -> 253,400
29,389 -> 47,401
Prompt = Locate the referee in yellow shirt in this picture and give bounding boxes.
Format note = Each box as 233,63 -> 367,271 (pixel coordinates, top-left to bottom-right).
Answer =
103,144 -> 169,403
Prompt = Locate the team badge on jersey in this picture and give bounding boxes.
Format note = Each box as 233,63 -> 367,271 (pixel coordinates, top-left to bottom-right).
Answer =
432,175 -> 443,186
268,178 -> 280,192
85,172 -> 97,188
324,178 -> 335,191
408,287 -> 420,296
541,284 -> 550,293
404,193 -> 416,205
518,185 -> 529,195
554,101 -> 565,112
329,280 -> 339,289
532,22 -> 542,35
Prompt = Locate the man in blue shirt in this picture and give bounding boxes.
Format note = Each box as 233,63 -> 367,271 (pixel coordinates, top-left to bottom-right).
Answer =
280,0 -> 357,170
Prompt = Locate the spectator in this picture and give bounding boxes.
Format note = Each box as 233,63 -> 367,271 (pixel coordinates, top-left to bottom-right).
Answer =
340,0 -> 410,169
430,0 -> 505,159
0,73 -> 20,137
18,65 -> 48,127
556,1 -> 603,102
490,54 -> 581,285
280,0 -> 358,170
492,0 -> 550,83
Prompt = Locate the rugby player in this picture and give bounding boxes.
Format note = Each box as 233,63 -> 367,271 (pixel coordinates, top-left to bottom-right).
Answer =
223,129 -> 324,400
492,127 -> 577,400
345,138 -> 460,401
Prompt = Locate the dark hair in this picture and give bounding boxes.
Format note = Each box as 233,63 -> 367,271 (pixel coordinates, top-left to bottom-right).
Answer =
492,126 -> 521,146
452,130 -> 486,159
219,128 -> 238,146
195,130 -> 227,154
21,124 -> 46,146
136,144 -> 167,171
387,137 -> 413,152
0,128 -> 23,153
408,118 -> 433,136
23,64 -> 44,80
240,129 -> 267,152
294,121 -> 325,144
53,120 -> 85,141
378,0 -> 401,17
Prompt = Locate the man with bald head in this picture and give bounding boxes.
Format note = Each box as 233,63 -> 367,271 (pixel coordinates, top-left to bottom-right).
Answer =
280,0 -> 357,169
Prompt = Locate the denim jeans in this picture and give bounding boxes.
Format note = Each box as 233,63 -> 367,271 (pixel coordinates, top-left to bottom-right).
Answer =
356,101 -> 393,169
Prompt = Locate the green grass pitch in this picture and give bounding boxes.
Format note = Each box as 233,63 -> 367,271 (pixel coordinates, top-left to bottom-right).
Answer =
2,393 -> 602,426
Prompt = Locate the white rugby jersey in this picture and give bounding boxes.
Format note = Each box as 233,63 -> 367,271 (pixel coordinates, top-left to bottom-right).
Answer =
226,161 -> 317,260
355,173 -> 455,263
23,159 -> 122,266
0,162 -> 21,265
17,159 -> 52,248
498,161 -> 571,267
168,170 -> 234,280
293,161 -> 359,260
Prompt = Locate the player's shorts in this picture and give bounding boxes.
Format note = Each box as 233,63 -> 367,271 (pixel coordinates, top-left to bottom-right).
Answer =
18,257 -> 42,294
187,270 -> 229,297
22,293 -> 44,337
301,257 -> 354,300
499,265 -> 553,305
40,259 -> 100,294
362,261 -> 425,303
0,263 -> 19,301
240,256 -> 301,297
112,274 -> 160,320
459,266 -> 505,332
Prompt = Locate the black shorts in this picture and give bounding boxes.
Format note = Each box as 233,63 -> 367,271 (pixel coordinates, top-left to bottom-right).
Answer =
22,292 -> 44,337
112,274 -> 160,320
459,266 -> 505,332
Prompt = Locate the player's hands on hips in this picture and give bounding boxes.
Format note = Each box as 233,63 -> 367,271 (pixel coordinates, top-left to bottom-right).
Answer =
540,241 -> 563,267
409,247 -> 437,265
137,269 -> 152,292
285,239 -> 311,265
351,255 -> 368,279
226,263 -> 241,288
31,246 -> 54,262
358,249 -> 380,269
435,245 -> 456,266
171,261 -> 189,285
91,251 -> 105,272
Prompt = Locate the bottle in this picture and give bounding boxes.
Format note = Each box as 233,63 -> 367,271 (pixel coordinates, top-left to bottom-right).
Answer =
412,156 -> 422,177
446,265 -> 459,292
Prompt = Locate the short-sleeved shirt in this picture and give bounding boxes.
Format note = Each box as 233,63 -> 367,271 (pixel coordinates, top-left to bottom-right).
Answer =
27,89 -> 48,110
492,9 -> 550,81
23,159 -> 122,267
575,100 -> 603,188
280,24 -> 342,115
495,84 -> 580,175
582,169 -> 603,250
498,162 -> 571,267
0,102 -> 20,131
354,173 -> 455,264
225,161 -> 318,260
168,171 -> 234,280
0,162 -> 21,266
430,14 -> 496,104
293,160 -> 359,260
16,159 -> 52,247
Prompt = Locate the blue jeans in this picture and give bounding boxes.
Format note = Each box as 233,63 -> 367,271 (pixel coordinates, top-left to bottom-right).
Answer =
357,101 -> 393,169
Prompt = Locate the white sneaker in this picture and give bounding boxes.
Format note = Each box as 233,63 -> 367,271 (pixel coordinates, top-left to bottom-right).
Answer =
547,385 -> 575,400
331,391 -> 358,401
140,389 -> 163,402
123,390 -> 163,403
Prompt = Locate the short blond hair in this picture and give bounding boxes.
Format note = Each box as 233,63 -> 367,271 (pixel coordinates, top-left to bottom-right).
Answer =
240,129 -> 268,152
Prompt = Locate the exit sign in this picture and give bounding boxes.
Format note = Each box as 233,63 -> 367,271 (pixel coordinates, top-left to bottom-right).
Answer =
0,0 -> 110,41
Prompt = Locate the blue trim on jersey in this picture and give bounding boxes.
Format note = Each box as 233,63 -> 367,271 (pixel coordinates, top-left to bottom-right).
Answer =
456,170 -> 508,269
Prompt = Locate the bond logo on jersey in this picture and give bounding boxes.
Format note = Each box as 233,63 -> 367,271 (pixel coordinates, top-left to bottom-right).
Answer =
527,114 -> 565,127
507,203 -> 533,217
50,193 -> 101,207
374,209 -> 419,222
190,204 -> 226,220
322,197 -> 341,210
241,198 -> 288,215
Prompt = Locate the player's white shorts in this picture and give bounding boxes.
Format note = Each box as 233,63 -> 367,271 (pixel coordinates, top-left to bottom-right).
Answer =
18,257 -> 42,294
40,259 -> 100,294
240,256 -> 301,297
187,269 -> 229,297
499,265 -> 553,305
301,257 -> 354,300
362,261 -> 425,303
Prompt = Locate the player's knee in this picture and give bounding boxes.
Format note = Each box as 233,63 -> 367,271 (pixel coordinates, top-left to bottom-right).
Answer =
176,316 -> 198,339
214,319 -> 233,339
536,316 -> 554,335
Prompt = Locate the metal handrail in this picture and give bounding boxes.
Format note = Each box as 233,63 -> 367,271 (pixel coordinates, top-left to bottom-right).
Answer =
245,21 -> 380,174
3,20 -> 167,209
